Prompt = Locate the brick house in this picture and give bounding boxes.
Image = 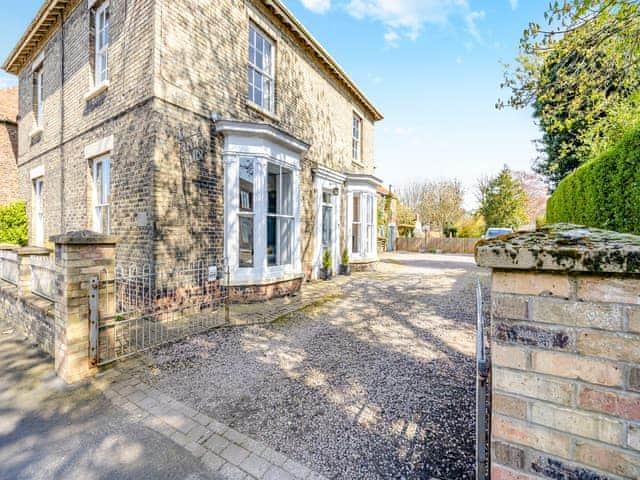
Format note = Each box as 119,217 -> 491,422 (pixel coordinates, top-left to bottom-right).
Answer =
0,86 -> 19,205
2,0 -> 383,299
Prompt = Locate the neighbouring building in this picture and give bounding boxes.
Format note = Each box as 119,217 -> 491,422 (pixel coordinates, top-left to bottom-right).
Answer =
0,86 -> 18,205
2,0 -> 383,299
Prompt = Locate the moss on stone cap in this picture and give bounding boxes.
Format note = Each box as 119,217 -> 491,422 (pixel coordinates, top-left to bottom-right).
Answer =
475,224 -> 640,274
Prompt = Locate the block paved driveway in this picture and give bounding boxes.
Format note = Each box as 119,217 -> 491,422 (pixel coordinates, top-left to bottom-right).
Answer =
127,252 -> 488,479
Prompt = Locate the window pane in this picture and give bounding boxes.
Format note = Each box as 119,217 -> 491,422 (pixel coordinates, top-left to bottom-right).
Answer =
239,216 -> 254,268
352,194 -> 360,222
267,163 -> 279,214
281,168 -> 292,215
95,161 -> 104,203
352,224 -> 360,254
281,218 -> 293,265
103,159 -> 111,204
322,205 -> 332,247
239,158 -> 254,212
267,216 -> 277,266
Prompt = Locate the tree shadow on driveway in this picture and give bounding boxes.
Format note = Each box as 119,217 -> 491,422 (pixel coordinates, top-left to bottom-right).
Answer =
134,256 -> 488,479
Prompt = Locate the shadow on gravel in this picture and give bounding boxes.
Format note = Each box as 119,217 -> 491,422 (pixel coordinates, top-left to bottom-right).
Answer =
135,257 -> 488,480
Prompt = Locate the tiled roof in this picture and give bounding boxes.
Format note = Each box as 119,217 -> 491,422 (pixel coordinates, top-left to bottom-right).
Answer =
0,86 -> 18,123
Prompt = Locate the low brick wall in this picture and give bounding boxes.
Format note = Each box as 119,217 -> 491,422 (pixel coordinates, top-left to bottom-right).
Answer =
477,225 -> 640,480
0,281 -> 54,356
228,276 -> 304,302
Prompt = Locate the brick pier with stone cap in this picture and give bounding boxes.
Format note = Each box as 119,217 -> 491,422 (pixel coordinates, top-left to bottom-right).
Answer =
476,224 -> 640,480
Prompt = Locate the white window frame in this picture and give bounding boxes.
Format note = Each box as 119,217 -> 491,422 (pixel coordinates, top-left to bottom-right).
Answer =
33,177 -> 44,246
248,24 -> 275,113
35,68 -> 44,128
92,156 -> 111,234
221,124 -> 307,286
266,162 -> 294,267
352,113 -> 362,162
94,1 -> 110,87
347,186 -> 378,261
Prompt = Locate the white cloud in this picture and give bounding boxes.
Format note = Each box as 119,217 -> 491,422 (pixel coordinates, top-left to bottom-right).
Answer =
301,0 -> 331,14
508,0 -> 518,10
464,10 -> 485,42
344,0 -> 485,46
384,30 -> 400,47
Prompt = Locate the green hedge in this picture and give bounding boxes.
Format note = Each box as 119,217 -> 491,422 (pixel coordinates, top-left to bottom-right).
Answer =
0,201 -> 28,246
546,127 -> 640,234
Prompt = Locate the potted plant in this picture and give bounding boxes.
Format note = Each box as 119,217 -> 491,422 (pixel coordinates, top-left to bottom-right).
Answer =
339,248 -> 351,275
320,249 -> 332,280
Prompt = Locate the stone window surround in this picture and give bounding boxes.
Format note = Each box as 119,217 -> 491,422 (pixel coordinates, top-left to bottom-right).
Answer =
85,0 -> 110,102
218,120 -> 309,286
84,135 -> 114,234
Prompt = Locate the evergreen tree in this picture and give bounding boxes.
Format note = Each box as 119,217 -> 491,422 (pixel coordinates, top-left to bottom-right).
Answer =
479,167 -> 528,229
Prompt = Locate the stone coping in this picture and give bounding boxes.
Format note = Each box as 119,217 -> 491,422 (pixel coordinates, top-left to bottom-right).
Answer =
475,223 -> 640,274
50,230 -> 117,245
0,243 -> 20,251
17,246 -> 52,256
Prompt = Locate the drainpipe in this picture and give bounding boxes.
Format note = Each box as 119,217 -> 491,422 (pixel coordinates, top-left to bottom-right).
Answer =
59,9 -> 66,234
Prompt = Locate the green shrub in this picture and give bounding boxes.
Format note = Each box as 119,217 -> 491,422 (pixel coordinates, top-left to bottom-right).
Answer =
0,201 -> 28,246
546,127 -> 640,234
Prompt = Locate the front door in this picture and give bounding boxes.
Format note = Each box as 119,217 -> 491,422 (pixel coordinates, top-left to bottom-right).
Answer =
321,191 -> 335,272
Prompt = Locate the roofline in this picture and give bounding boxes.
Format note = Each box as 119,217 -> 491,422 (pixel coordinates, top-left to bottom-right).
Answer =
3,0 -> 383,122
264,0 -> 383,121
2,0 -> 74,75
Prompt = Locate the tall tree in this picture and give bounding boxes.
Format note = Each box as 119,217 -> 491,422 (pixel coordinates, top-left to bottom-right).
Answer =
479,167 -> 528,229
397,179 -> 465,232
499,0 -> 640,186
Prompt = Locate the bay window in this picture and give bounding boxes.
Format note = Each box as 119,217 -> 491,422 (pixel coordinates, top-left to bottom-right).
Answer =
348,187 -> 377,260
219,120 -> 307,285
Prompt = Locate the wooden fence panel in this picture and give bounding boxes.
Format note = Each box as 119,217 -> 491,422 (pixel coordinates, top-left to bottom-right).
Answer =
395,237 -> 479,254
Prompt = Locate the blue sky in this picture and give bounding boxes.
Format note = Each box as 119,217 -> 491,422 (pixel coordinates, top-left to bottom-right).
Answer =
0,0 -> 545,208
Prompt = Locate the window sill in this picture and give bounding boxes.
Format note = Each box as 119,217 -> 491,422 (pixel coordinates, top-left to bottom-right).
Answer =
351,160 -> 365,168
28,126 -> 44,139
85,81 -> 110,102
224,271 -> 304,287
247,101 -> 280,122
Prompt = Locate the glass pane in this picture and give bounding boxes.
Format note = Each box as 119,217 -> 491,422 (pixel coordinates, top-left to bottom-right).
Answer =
267,216 -> 277,266
267,163 -> 279,214
239,158 -> 254,212
367,225 -> 373,253
95,161 -> 104,203
352,224 -> 360,254
103,159 -> 111,204
264,43 -> 271,72
249,46 -> 255,65
281,168 -> 292,215
239,216 -> 254,268
352,194 -> 360,222
249,27 -> 255,47
322,205 -> 332,247
281,218 -> 293,265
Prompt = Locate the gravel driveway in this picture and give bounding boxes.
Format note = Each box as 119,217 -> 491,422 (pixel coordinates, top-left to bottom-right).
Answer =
134,253 -> 488,479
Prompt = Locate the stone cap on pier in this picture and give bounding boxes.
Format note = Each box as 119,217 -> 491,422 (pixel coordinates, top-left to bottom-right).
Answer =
475,223 -> 640,274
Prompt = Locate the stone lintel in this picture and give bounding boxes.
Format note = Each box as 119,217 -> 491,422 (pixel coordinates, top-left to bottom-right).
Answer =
50,230 -> 117,245
475,224 -> 640,275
